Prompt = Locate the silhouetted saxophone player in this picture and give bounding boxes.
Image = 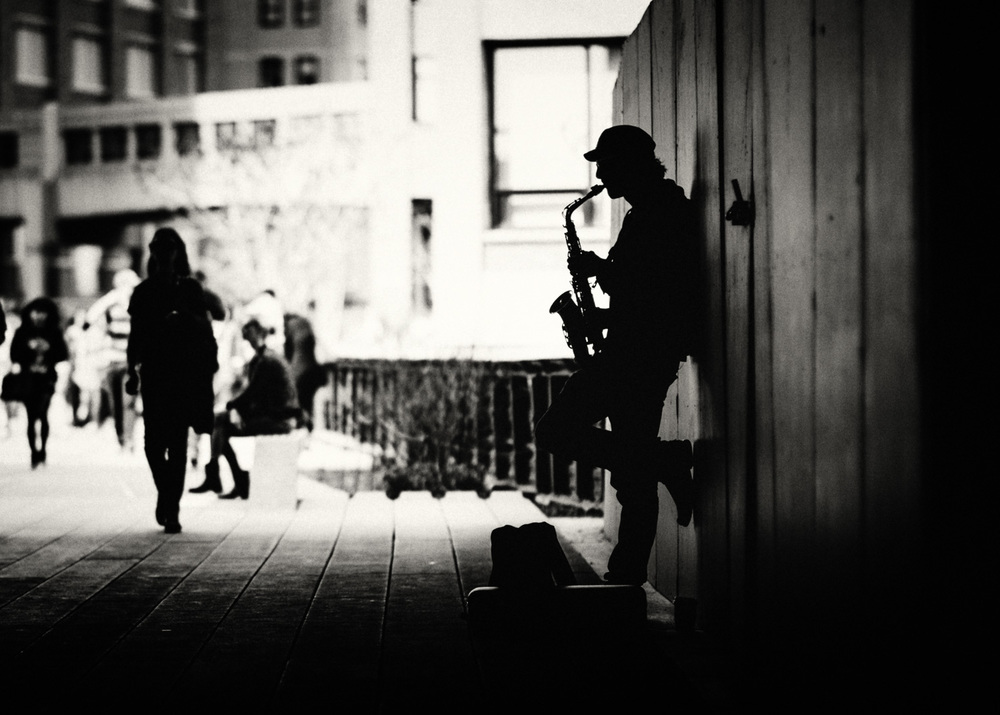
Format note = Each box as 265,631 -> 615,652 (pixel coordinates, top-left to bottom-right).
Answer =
535,125 -> 698,586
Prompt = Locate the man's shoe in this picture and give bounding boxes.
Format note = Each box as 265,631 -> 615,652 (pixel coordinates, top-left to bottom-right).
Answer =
658,439 -> 694,527
164,520 -> 182,534
189,463 -> 222,493
155,503 -> 166,526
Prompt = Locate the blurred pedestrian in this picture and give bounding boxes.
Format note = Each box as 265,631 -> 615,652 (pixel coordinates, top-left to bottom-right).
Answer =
0,299 -> 16,439
188,318 -> 298,499
8,297 -> 69,467
85,268 -> 141,450
187,269 -> 229,470
284,311 -> 326,431
244,288 -> 284,354
126,227 -> 218,534
194,270 -> 227,322
64,310 -> 104,427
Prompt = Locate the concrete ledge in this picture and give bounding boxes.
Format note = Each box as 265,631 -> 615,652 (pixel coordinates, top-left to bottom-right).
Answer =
231,431 -> 305,511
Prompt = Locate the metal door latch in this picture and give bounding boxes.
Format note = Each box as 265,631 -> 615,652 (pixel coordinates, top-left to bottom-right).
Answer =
725,179 -> 754,227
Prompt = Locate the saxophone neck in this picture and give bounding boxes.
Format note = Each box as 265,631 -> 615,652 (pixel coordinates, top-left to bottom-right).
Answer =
562,184 -> 605,224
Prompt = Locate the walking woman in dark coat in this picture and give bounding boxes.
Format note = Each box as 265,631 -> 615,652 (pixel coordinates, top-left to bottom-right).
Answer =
9,297 -> 69,467
126,228 -> 217,533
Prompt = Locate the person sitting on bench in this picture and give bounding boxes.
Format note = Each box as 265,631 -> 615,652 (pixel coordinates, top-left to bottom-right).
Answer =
189,318 -> 300,499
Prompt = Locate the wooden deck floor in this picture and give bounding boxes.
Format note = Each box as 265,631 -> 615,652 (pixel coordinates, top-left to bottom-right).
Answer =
0,421 -> 726,712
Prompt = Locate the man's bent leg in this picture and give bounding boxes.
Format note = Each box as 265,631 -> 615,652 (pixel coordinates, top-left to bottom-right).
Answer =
534,367 -> 617,468
604,372 -> 675,584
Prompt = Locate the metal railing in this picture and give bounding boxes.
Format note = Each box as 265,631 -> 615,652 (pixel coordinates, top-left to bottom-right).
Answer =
315,358 -> 605,512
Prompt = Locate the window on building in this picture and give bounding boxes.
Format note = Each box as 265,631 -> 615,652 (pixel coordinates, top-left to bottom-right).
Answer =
293,0 -> 320,27
294,55 -> 319,85
15,26 -> 52,87
252,120 -> 276,149
173,0 -> 201,16
136,124 -> 162,159
258,0 -> 285,28
72,36 -> 107,94
125,0 -> 160,9
64,129 -> 94,166
411,0 -> 437,123
259,57 -> 285,87
215,122 -> 238,151
1,224 -> 22,300
100,126 -> 128,162
489,42 -> 620,229
175,50 -> 203,94
174,122 -> 200,156
126,45 -> 158,98
0,133 -> 18,169
411,199 -> 433,314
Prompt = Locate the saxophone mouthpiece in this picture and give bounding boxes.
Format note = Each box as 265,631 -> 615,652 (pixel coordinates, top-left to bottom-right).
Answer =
590,184 -> 605,196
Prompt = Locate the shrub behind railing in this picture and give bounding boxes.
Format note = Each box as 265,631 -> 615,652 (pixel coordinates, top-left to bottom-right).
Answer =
315,358 -> 604,513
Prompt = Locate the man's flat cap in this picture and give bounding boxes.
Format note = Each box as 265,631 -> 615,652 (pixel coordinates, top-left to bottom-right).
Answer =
583,125 -> 656,162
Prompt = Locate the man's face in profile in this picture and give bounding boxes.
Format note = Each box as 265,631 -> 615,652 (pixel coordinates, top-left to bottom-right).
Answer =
596,156 -> 629,199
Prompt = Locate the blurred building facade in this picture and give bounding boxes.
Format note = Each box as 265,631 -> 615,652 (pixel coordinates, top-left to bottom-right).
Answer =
0,0 -> 648,360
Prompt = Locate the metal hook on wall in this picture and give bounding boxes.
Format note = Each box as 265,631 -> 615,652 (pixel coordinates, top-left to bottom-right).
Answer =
725,179 -> 755,228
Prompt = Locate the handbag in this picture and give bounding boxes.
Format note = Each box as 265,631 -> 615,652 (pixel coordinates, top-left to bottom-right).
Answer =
1,371 -> 30,402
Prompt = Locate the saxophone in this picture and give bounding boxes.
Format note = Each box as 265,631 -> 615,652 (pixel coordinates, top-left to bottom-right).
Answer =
549,184 -> 606,363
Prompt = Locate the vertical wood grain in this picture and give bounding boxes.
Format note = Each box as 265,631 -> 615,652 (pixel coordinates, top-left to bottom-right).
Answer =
813,0 -> 864,641
762,0 -> 816,650
691,0 -> 726,631
673,0 -> 700,600
720,0 -> 755,646
749,0 -> 777,657
636,5 -> 654,135
861,0 -> 920,623
650,0 -> 682,600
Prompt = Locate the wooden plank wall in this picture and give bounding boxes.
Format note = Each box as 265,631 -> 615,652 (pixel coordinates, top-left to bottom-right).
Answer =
609,0 -> 922,687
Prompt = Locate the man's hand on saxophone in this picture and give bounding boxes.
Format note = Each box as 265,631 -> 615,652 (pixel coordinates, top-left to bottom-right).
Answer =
568,249 -> 605,277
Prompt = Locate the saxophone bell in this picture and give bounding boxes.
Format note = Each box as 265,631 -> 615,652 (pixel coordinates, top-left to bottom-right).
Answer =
549,290 -> 590,363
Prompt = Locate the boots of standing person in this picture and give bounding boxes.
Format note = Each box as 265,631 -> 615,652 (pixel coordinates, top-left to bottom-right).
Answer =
189,460 -> 222,493
218,465 -> 249,500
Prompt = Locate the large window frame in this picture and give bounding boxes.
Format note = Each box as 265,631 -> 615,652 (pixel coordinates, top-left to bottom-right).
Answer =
486,39 -> 622,230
